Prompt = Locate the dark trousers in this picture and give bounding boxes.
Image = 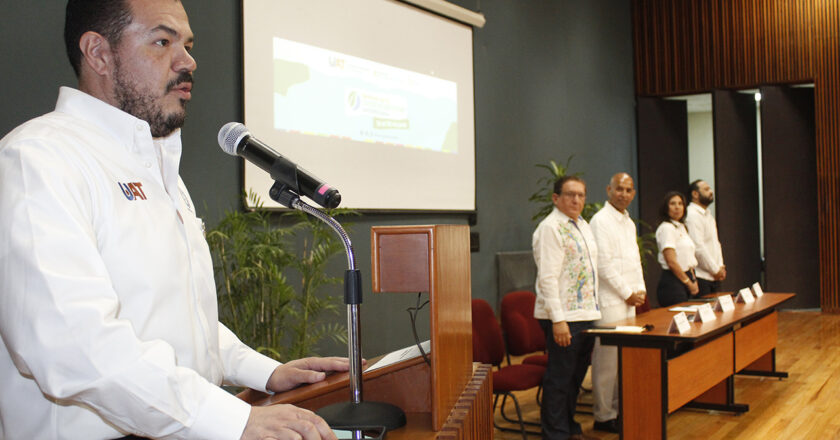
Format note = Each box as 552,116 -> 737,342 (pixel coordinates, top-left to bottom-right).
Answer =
697,278 -> 721,296
539,319 -> 595,440
657,269 -> 694,307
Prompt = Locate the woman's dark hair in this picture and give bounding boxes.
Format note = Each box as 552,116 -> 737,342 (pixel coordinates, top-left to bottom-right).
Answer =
64,0 -> 133,77
658,191 -> 687,224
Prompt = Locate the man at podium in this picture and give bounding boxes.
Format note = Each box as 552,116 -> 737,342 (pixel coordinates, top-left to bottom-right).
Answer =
0,1 -> 346,439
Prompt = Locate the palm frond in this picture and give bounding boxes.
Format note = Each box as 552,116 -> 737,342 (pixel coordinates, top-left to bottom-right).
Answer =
208,191 -> 352,362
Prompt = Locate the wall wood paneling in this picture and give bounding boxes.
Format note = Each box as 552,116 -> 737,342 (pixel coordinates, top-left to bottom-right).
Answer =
636,97 -> 689,306
632,0 -> 840,311
761,86 -> 819,309
711,90 -> 762,293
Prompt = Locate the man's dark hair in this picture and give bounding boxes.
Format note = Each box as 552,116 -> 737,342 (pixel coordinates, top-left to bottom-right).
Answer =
64,0 -> 133,77
553,175 -> 586,195
659,190 -> 688,224
688,179 -> 704,200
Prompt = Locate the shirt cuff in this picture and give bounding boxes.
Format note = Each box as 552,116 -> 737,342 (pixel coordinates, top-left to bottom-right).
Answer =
188,385 -> 252,440
619,286 -> 633,300
545,299 -> 566,322
234,352 -> 283,393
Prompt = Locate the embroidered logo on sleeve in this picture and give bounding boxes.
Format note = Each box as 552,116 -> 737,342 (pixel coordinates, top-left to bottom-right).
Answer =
118,182 -> 147,201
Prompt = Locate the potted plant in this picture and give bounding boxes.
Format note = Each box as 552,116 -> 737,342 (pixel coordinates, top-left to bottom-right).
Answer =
207,192 -> 350,362
528,156 -> 602,222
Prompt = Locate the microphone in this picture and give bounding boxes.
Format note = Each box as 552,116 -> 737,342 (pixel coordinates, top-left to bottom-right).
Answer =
218,122 -> 341,209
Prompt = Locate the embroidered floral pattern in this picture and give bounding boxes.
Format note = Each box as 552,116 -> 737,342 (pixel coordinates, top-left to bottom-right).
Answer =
558,222 -> 597,313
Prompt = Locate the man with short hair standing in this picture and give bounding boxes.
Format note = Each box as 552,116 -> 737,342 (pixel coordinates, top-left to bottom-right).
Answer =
685,179 -> 726,295
588,172 -> 646,433
0,1 -> 346,439
533,175 -> 601,440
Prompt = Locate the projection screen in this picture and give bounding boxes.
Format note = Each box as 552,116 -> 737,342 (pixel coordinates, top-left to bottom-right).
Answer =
242,0 -> 476,211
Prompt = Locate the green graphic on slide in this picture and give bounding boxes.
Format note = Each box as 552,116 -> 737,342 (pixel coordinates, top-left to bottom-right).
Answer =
441,122 -> 458,153
373,118 -> 409,130
272,38 -> 458,153
274,59 -> 310,96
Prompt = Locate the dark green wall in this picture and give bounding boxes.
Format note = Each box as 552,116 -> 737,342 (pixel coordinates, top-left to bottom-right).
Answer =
0,0 -> 636,358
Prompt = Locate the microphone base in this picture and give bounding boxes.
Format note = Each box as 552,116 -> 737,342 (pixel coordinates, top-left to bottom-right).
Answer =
316,401 -> 406,433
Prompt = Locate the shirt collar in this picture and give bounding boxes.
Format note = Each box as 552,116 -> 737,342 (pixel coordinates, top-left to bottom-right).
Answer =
553,206 -> 582,224
54,86 -> 182,153
603,200 -> 631,220
689,202 -> 707,215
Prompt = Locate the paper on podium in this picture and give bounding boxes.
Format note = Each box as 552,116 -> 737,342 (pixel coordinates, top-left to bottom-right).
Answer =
366,340 -> 431,372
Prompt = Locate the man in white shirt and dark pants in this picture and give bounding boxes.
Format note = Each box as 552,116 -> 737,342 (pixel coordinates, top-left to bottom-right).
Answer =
685,179 -> 726,295
589,173 -> 646,434
533,175 -> 601,440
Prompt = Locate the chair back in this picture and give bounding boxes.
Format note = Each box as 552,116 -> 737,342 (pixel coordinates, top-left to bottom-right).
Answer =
500,290 -> 545,355
471,298 -> 506,366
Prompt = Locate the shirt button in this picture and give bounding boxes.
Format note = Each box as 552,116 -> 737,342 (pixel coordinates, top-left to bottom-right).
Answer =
144,162 -> 152,168
136,124 -> 144,131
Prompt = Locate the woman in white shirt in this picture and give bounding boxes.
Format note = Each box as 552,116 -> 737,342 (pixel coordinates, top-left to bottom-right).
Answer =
655,191 -> 700,307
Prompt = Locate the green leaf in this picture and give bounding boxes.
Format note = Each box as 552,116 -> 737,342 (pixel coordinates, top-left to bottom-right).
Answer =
208,191 -> 352,362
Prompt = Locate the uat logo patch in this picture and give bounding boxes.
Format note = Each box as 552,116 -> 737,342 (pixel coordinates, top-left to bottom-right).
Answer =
118,182 -> 147,201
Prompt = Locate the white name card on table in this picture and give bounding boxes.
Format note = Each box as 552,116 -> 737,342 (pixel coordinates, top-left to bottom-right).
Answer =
752,282 -> 765,298
737,287 -> 756,304
714,294 -> 736,312
668,311 -> 692,334
693,303 -> 717,322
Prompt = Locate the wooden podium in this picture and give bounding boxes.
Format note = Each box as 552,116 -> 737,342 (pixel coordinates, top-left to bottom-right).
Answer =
239,225 -> 492,439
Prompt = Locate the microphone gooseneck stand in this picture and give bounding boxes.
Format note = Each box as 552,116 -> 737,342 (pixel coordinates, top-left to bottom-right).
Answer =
269,182 -> 406,439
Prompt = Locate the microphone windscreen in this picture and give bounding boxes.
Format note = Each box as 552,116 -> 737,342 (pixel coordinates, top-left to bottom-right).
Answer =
218,122 -> 249,156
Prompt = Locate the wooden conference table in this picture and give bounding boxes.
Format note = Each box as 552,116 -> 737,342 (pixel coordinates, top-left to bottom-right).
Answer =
592,292 -> 794,440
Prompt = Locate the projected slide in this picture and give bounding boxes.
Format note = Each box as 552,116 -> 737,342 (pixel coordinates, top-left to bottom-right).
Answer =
243,0 -> 475,210
272,38 -> 459,153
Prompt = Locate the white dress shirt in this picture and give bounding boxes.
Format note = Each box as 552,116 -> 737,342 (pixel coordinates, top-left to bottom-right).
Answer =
589,202 -> 646,308
685,202 -> 724,281
589,202 -> 646,421
656,220 -> 698,271
532,207 -> 601,323
0,87 -> 280,440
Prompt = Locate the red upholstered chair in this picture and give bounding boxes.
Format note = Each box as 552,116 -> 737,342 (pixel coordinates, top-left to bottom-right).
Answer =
500,290 -> 548,410
500,290 -> 548,368
472,298 -> 545,439
499,290 -> 594,415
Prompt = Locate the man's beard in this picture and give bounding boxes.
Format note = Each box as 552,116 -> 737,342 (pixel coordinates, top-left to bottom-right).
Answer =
700,193 -> 714,205
113,59 -> 192,137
